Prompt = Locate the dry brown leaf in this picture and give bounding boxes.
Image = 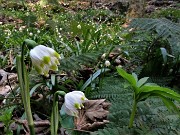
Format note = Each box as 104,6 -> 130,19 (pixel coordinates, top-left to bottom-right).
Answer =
0,69 -> 17,86
75,99 -> 111,130
0,69 -> 17,96
0,85 -> 11,95
0,69 -> 8,85
85,99 -> 110,121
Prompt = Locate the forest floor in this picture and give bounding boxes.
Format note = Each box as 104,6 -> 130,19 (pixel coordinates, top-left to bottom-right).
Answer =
0,0 -> 179,135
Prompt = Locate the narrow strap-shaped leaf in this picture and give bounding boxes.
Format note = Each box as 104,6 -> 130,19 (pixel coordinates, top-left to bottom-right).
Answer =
16,55 -> 35,134
80,68 -> 110,91
51,101 -> 59,135
16,56 -> 26,105
30,83 -> 43,97
51,74 -> 56,86
160,47 -> 168,64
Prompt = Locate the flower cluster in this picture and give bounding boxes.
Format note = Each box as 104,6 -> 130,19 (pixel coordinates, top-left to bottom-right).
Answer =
30,45 -> 60,77
63,91 -> 88,116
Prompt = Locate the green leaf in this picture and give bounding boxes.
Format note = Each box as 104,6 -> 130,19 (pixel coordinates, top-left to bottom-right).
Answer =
0,106 -> 16,124
144,83 -> 158,86
80,68 -> 110,91
160,47 -> 168,63
159,95 -> 180,116
51,74 -> 56,86
139,85 -> 180,102
116,67 -> 137,87
132,73 -> 138,83
137,77 -> 149,87
30,83 -> 43,97
51,101 -> 59,135
60,104 -> 75,135
136,92 -> 151,101
16,56 -> 25,103
60,41 -> 73,52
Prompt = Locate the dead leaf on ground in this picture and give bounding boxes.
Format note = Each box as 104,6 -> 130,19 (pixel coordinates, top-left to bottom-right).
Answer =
0,85 -> 11,95
75,99 -> 111,130
0,69 -> 17,96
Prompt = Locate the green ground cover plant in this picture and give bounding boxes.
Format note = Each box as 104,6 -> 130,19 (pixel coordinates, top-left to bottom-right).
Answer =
0,0 -> 179,135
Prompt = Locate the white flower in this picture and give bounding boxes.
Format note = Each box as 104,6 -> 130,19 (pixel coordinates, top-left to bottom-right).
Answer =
63,91 -> 88,116
117,65 -> 122,68
101,53 -> 106,59
30,45 -> 60,77
29,32 -> 33,36
77,24 -> 81,29
105,60 -> 111,67
37,30 -> 40,34
19,27 -> 23,32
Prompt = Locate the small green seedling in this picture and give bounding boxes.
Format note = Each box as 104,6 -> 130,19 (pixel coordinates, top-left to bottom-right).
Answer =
0,106 -> 16,135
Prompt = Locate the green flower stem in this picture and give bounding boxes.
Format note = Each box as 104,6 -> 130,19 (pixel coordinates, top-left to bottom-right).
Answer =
129,99 -> 137,128
16,40 -> 37,135
17,56 -> 35,135
51,91 -> 66,135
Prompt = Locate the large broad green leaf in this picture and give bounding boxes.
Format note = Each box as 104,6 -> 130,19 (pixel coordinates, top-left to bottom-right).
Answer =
139,85 -> 180,102
137,77 -> 149,88
116,67 -> 137,87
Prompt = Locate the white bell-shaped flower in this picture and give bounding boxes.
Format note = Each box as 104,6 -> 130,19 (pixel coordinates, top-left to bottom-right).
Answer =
77,24 -> 81,29
101,53 -> 106,59
63,91 -> 88,116
30,45 -> 60,77
105,60 -> 111,67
